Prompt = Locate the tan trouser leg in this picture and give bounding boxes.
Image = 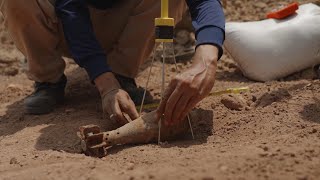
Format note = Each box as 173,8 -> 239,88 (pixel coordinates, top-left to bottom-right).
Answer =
0,0 -> 65,83
0,0 -> 187,82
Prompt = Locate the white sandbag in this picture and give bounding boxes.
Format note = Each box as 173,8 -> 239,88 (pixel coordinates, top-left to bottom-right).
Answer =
224,3 -> 320,82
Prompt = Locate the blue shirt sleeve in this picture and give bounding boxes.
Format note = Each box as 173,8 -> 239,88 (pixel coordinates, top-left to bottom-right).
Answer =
186,0 -> 226,59
55,0 -> 111,81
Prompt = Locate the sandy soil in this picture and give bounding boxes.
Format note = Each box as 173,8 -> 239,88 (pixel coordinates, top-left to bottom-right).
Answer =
0,1 -> 319,180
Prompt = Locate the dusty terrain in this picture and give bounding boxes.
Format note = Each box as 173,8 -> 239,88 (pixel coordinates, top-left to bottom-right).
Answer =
0,0 -> 319,180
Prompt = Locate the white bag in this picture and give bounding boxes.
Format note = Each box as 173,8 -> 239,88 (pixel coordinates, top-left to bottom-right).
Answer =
224,3 -> 320,82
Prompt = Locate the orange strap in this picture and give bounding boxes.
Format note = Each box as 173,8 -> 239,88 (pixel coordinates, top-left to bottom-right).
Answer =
267,2 -> 299,19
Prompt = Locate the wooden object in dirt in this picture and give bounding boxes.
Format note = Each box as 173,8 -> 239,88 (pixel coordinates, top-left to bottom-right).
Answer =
78,111 -> 189,157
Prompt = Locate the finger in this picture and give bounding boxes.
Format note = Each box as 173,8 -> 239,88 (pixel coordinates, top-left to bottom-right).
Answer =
102,96 -> 112,119
157,80 -> 177,120
121,99 -> 139,121
164,88 -> 183,125
178,96 -> 200,122
111,101 -> 128,126
171,93 -> 193,125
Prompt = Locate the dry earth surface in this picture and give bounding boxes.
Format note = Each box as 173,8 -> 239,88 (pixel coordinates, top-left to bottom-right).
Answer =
0,0 -> 320,180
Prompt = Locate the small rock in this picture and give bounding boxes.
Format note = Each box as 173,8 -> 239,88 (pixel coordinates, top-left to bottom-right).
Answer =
310,128 -> 317,134
258,152 -> 268,157
252,95 -> 257,102
254,2 -> 267,8
4,67 -> 19,76
211,103 -> 217,109
221,94 -> 246,111
219,165 -> 228,171
148,175 -> 155,179
65,108 -> 75,114
297,175 -> 309,180
262,146 -> 269,152
10,157 -> 18,164
6,84 -> 23,93
126,162 -> 135,170
89,164 -> 96,169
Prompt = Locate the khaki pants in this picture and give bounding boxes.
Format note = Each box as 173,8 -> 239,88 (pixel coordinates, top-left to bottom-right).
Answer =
0,0 -> 187,83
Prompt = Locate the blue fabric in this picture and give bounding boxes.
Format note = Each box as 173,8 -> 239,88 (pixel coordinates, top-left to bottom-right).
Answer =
55,0 -> 225,81
186,0 -> 225,59
55,0 -> 111,81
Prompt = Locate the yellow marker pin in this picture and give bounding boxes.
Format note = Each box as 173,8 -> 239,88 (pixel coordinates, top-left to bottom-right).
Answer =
155,0 -> 174,43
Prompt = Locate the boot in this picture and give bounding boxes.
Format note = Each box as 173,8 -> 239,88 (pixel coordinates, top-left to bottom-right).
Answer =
24,75 -> 67,114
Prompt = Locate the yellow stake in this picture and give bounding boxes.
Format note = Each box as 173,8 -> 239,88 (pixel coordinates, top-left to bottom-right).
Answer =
155,0 -> 174,43
161,0 -> 169,18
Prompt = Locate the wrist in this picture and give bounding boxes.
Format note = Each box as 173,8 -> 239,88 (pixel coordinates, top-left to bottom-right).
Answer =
194,44 -> 219,68
94,72 -> 120,96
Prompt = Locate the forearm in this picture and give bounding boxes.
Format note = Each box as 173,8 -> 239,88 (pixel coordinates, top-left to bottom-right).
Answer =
55,0 -> 111,81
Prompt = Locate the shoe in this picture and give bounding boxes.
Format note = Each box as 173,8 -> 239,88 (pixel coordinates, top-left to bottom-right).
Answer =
114,73 -> 153,105
24,75 -> 67,114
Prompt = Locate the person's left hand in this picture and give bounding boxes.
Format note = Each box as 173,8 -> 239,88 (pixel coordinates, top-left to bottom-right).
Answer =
157,45 -> 219,126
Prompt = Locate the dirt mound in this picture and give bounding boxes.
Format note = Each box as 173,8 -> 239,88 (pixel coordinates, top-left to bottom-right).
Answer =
0,1 -> 319,180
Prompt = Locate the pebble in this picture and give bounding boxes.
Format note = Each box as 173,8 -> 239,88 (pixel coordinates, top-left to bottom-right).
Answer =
219,165 -> 228,171
310,128 -> 317,134
258,152 -> 268,157
251,95 -> 258,102
10,157 -> 18,164
6,84 -> 23,92
65,108 -> 75,114
221,94 -> 246,111
148,175 -> 155,179
274,111 -> 280,115
3,67 -> 19,76
126,162 -> 135,170
254,2 -> 267,8
263,146 -> 269,151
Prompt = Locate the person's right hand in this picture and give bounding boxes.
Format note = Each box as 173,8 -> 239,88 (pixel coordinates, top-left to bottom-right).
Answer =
95,72 -> 139,125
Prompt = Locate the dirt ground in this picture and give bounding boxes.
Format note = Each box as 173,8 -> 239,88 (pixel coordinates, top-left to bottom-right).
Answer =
0,0 -> 320,180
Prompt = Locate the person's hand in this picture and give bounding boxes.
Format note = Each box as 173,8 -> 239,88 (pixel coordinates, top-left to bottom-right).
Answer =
95,72 -> 139,125
157,45 -> 219,126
